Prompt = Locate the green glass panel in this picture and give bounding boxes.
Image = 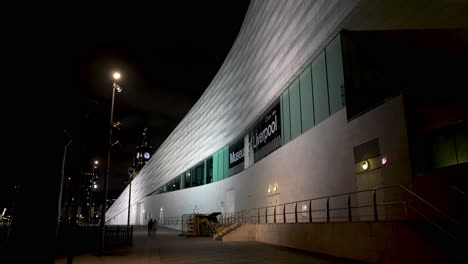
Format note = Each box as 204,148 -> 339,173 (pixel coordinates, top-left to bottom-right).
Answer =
213,153 -> 218,182
281,90 -> 291,144
429,130 -> 457,169
289,79 -> 302,139
223,147 -> 229,179
455,122 -> 468,164
326,34 -> 345,114
281,96 -> 285,144
218,150 -> 223,181
300,66 -> 314,131
180,174 -> 184,189
312,51 -> 330,124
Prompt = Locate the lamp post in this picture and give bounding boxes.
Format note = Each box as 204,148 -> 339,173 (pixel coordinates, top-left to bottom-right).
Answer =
89,160 -> 98,224
126,168 -> 136,236
56,130 -> 72,240
100,72 -> 122,252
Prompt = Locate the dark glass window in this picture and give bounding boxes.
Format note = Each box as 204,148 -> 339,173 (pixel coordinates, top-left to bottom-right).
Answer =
206,157 -> 213,183
184,171 -> 191,189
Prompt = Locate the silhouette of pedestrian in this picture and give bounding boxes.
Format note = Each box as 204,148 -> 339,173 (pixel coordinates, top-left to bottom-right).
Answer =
148,219 -> 153,237
152,219 -> 157,236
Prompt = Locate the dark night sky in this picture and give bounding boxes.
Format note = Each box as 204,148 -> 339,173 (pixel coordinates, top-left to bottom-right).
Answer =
71,1 -> 251,197
2,2 -> 250,211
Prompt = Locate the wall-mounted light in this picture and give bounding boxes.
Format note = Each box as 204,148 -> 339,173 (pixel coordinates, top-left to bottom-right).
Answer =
273,184 -> 278,192
361,161 -> 369,170
381,156 -> 388,166
267,185 -> 272,194
160,208 -> 164,212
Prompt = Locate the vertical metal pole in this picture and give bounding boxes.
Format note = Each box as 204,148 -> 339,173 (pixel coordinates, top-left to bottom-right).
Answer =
274,206 -> 276,223
257,208 -> 260,224
309,200 -> 312,223
101,86 -> 115,253
57,131 -> 72,238
373,190 -> 378,221
283,205 -> 286,223
403,201 -> 408,219
326,198 -> 330,222
348,194 -> 352,222
295,203 -> 298,223
265,208 -> 267,224
127,174 -> 131,243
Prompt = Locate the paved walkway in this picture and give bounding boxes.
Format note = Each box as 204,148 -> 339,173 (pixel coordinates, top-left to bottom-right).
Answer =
55,227 -> 361,264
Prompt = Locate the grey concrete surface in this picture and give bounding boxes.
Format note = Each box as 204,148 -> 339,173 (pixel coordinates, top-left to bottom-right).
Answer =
55,227 -> 363,264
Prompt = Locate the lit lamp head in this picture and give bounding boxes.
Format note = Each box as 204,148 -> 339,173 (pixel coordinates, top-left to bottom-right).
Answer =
112,72 -> 123,92
361,161 -> 369,170
113,72 -> 121,80
267,185 -> 272,194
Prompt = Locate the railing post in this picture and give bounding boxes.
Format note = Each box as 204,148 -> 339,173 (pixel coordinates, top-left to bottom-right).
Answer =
348,194 -> 352,222
274,206 -> 276,223
258,208 -> 260,224
326,198 -> 330,222
309,200 -> 312,223
373,189 -> 378,221
283,204 -> 286,223
403,201 -> 408,219
265,207 -> 268,224
295,203 -> 298,223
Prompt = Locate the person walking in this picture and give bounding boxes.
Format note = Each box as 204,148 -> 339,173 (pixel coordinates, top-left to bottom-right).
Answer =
147,219 -> 153,237
152,219 -> 157,236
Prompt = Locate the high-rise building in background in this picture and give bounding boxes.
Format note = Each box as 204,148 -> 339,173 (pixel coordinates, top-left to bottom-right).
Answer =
131,127 -> 154,172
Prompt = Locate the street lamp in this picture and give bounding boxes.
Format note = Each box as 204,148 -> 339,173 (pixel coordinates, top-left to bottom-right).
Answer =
100,72 -> 123,252
126,167 -> 136,236
90,160 -> 99,224
56,130 -> 72,238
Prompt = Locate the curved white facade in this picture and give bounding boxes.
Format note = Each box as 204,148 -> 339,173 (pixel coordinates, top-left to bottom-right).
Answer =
107,0 -> 361,221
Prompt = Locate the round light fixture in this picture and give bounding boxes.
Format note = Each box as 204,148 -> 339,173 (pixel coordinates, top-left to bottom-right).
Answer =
381,157 -> 388,166
160,208 -> 163,212
361,161 -> 369,170
113,72 -> 121,80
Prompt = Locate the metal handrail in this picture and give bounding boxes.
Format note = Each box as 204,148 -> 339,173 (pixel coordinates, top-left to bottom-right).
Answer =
449,185 -> 468,198
263,185 -> 399,209
399,185 -> 458,224
172,185 -> 461,240
406,203 -> 456,240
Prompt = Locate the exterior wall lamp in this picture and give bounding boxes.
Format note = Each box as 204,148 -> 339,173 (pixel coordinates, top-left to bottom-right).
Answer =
361,161 -> 369,170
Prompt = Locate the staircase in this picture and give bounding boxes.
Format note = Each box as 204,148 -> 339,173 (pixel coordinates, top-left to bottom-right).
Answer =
213,223 -> 244,240
212,210 -> 249,240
